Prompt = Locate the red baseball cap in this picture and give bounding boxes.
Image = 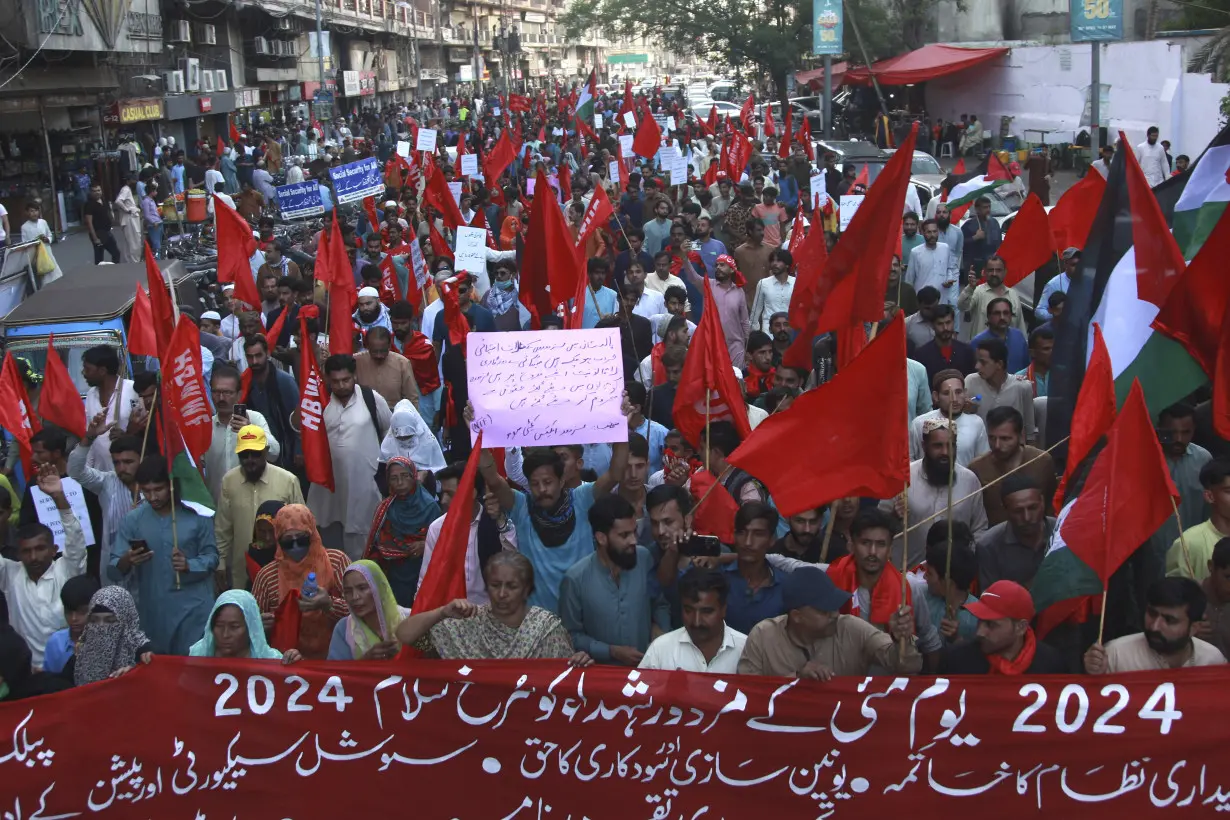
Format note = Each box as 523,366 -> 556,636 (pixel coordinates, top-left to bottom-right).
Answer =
964,581 -> 1035,621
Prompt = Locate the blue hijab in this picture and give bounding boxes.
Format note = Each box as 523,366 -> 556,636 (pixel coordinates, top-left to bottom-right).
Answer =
189,590 -> 282,659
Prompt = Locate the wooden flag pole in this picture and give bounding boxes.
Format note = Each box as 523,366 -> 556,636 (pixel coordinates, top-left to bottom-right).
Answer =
818,500 -> 839,564
898,480 -> 910,658
1171,495 -> 1195,578
704,390 -> 712,473
138,385 -> 160,466
943,407 -> 958,619
1096,582 -> 1109,646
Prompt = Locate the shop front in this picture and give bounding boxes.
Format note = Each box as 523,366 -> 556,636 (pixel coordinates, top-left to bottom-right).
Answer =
163,92 -> 237,154
338,70 -> 377,116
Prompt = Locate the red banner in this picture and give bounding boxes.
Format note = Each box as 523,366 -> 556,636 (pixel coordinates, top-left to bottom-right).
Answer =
4,659 -> 1228,817
163,316 -> 213,461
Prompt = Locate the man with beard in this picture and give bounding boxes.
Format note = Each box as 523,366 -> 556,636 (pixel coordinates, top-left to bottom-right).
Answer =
639,568 -> 746,673
733,219 -> 773,309
882,419 -> 987,570
909,369 -> 989,467
958,256 -> 1024,340
772,507 -> 828,563
975,474 -> 1055,590
1088,577 -> 1228,672
938,580 -> 1068,674
905,219 -> 958,312
904,287 -> 941,352
82,345 -> 139,472
972,298 -> 1029,372
885,255 -> 917,317
479,420 -> 630,613
682,253 -> 749,367
242,335 -> 299,472
203,365 -> 281,502
933,203 -> 964,266
354,286 -> 393,337
969,407 -> 1055,526
642,197 -> 673,255
354,326 -> 420,409
959,196 -> 1002,275
388,300 -> 441,424
560,494 -> 670,666
768,311 -> 793,366
69,421 -> 146,586
912,306 -> 977,383
901,211 -> 923,260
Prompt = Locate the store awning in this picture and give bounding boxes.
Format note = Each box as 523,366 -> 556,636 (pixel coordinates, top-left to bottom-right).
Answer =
844,44 -> 1009,86
794,62 -> 846,89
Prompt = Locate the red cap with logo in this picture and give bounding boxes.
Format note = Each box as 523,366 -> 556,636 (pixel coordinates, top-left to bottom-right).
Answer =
963,581 -> 1035,621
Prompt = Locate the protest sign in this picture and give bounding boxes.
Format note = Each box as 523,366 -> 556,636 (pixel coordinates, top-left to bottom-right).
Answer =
448,181 -> 463,207
552,127 -> 564,136
453,226 -> 487,276
670,152 -> 689,186
415,127 -> 437,152
608,160 -> 621,184
460,154 -> 479,177
467,329 -> 627,447
618,134 -> 634,158
408,237 -> 428,291
809,174 -> 827,208
5,658 -> 1227,818
328,158 -> 383,205
396,140 -> 411,158
30,478 -> 95,549
526,177 -> 537,196
275,181 -> 324,219
666,116 -> 676,132
594,114 -> 603,131
623,111 -> 636,128
840,194 -> 865,231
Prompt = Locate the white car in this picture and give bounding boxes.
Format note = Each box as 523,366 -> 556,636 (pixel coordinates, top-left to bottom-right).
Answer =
689,100 -> 742,121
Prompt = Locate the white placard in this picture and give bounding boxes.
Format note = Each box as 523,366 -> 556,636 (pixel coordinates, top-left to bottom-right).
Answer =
467,329 -> 628,447
453,226 -> 488,275
809,174 -> 826,207
670,153 -> 688,186
666,116 -> 676,132
594,114 -> 603,130
608,161 -> 621,184
623,111 -> 636,128
31,479 -> 96,550
448,181 -> 463,207
618,134 -> 634,158
408,237 -> 428,291
839,194 -> 865,232
396,140 -> 411,158
415,128 -> 438,152
552,127 -> 564,136
460,154 -> 479,177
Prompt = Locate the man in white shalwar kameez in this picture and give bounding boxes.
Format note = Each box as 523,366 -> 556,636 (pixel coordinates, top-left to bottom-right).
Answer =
83,347 -> 140,472
905,219 -> 959,311
307,354 -> 392,558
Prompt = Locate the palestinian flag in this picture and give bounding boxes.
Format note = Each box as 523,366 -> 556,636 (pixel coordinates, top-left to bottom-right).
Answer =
1031,501 -> 1104,637
942,153 -> 1013,219
155,414 -> 215,517
1170,124 -> 1230,257
574,68 -> 597,124
1047,131 -> 1210,454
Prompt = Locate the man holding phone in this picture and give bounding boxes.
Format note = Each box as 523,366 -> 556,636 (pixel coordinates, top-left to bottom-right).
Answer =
204,365 -> 281,502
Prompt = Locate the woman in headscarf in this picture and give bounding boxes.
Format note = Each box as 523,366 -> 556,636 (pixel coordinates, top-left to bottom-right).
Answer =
480,262 -> 532,331
364,456 -> 441,606
380,400 -> 446,476
499,215 -> 522,251
395,552 -> 592,664
220,146 -> 240,194
190,590 -> 301,663
327,560 -> 408,660
251,504 -> 349,659
114,175 -> 143,263
68,587 -> 153,686
244,500 -> 285,590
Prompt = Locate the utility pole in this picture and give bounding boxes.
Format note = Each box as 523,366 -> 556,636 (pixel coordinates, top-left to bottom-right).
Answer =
313,0 -> 327,127
823,55 -> 832,138
1090,42 -> 1101,157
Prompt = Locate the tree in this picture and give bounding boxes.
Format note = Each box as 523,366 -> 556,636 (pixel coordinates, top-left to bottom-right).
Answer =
1182,0 -> 1230,82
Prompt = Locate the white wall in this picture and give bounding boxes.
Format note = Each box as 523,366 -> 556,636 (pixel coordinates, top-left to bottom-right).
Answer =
924,39 -> 1227,157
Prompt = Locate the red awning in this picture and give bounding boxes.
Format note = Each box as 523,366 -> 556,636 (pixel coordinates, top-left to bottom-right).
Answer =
795,62 -> 847,90
843,44 -> 1009,86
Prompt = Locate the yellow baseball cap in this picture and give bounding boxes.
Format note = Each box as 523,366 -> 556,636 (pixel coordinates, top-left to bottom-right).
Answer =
234,425 -> 268,454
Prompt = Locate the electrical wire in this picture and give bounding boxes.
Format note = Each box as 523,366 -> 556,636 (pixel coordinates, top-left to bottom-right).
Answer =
0,3 -> 68,90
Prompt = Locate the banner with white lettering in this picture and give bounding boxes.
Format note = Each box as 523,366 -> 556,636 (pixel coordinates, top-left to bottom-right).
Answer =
275,182 -> 325,219
328,158 -> 384,205
3,659 -> 1226,817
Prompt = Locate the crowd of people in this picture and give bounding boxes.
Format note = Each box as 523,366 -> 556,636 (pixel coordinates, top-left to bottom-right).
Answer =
0,85 -> 1223,704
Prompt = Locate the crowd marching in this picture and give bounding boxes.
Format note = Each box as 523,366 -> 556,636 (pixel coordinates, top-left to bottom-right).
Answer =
1,79 -> 1228,707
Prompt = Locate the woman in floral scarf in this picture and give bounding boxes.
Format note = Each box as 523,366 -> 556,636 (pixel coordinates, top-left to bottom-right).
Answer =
69,587 -> 152,686
327,560 -> 409,660
364,456 -> 441,606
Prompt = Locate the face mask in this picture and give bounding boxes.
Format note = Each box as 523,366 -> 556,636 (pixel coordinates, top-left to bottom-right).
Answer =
280,537 -> 310,561
496,279 -> 514,291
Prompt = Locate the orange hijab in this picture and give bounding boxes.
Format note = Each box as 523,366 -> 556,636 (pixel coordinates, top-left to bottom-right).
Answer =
273,504 -> 337,605
500,216 -> 522,250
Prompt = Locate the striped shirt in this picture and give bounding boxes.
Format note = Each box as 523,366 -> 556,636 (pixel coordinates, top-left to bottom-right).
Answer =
67,442 -> 141,583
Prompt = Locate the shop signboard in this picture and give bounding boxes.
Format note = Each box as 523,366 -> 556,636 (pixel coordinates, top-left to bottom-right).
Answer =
116,97 -> 165,124
342,71 -> 361,97
359,71 -> 376,96
329,157 -> 384,204
1070,0 -> 1123,40
812,0 -> 843,55
276,181 -> 325,219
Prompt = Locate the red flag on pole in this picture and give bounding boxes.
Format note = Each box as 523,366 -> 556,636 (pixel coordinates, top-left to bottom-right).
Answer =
520,170 -> 580,326
631,111 -> 662,159
423,163 -> 466,230
762,105 -> 776,137
574,184 -> 614,253
739,93 -> 755,134
618,79 -> 636,121
689,469 -> 738,543
398,432 -> 483,660
162,316 -> 214,462
508,93 -> 531,113
706,105 -> 719,139
40,335 -> 86,439
439,277 -> 471,351
558,164 -> 572,205
1053,323 -> 1116,510
1122,131 -> 1187,307
318,216 -> 356,355
214,195 -> 259,298
144,243 -> 177,358
428,220 -> 454,261
998,193 -> 1057,287
1061,379 -> 1179,584
297,316 -> 335,491
952,157 -> 967,175
0,353 -> 35,476
796,118 -> 814,161
728,314 -> 910,516
128,285 -> 158,359
1048,169 -> 1105,253
777,108 -> 793,159
672,277 -> 752,448
229,118 -> 241,143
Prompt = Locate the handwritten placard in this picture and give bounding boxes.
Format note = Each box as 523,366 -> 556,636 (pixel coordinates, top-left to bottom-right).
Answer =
467,329 -> 628,447
594,114 -> 603,131
809,174 -> 828,209
460,154 -> 478,177
608,160 -> 621,184
415,128 -> 437,153
408,237 -> 428,291
453,226 -> 487,276
623,111 -> 636,129
666,116 -> 676,132
396,140 -> 411,158
670,152 -> 689,186
618,134 -> 634,158
31,479 -> 96,549
839,194 -> 865,232
448,181 -> 463,207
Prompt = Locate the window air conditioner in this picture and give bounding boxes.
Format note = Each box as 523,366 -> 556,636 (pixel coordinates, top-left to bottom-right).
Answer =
180,57 -> 201,91
164,70 -> 185,93
169,20 -> 191,42
214,70 -> 229,91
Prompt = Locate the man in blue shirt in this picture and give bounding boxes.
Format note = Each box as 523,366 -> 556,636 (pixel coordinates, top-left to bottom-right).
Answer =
479,427 -> 632,613
642,197 -> 673,255
614,226 -> 654,289
722,502 -> 787,634
581,258 -> 619,328
972,297 -> 1029,373
693,216 -> 726,277
625,382 -> 668,473
619,175 -> 646,229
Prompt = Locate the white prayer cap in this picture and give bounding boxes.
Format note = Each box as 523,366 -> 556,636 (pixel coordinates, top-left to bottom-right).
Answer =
357,286 -> 380,299
221,283 -> 236,293
201,310 -> 222,321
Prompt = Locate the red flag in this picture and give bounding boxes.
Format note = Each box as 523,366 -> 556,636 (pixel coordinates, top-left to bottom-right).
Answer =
508,93 -> 531,113
163,316 -> 213,462
703,159 -> 718,188
439,277 -> 470,350
787,209 -> 808,257
428,220 -> 454,261
796,118 -> 814,161
268,588 -> 302,652
631,111 -> 662,159
423,162 -> 465,230
144,243 -> 177,358
728,314 -> 910,516
998,193 -> 1056,287
328,276 -> 355,356
398,432 -> 483,660
297,315 -> 335,491
264,303 -> 293,349
520,170 -> 580,326
1054,323 -> 1116,511
319,217 -> 356,355
835,322 -> 868,370
574,184 -> 614,253
40,335 -> 86,439
377,257 -> 403,307
777,108 -> 793,159
0,353 -> 35,476
214,194 -> 259,298
690,469 -> 738,543
128,285 -> 158,358
1152,205 -> 1230,437
706,105 -> 719,139
228,118 -> 241,143
762,104 -> 776,137
672,277 -> 752,448
1122,131 -> 1186,307
618,79 -> 636,121
559,164 -> 572,205
215,136 -> 225,158
1061,380 -> 1179,584
853,164 -> 869,188
1048,169 -> 1105,253
739,93 -> 755,134
784,124 -> 917,369
719,129 -> 752,180
453,131 -> 468,177
788,209 -> 828,328
362,196 -> 381,235
952,157 -> 967,175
